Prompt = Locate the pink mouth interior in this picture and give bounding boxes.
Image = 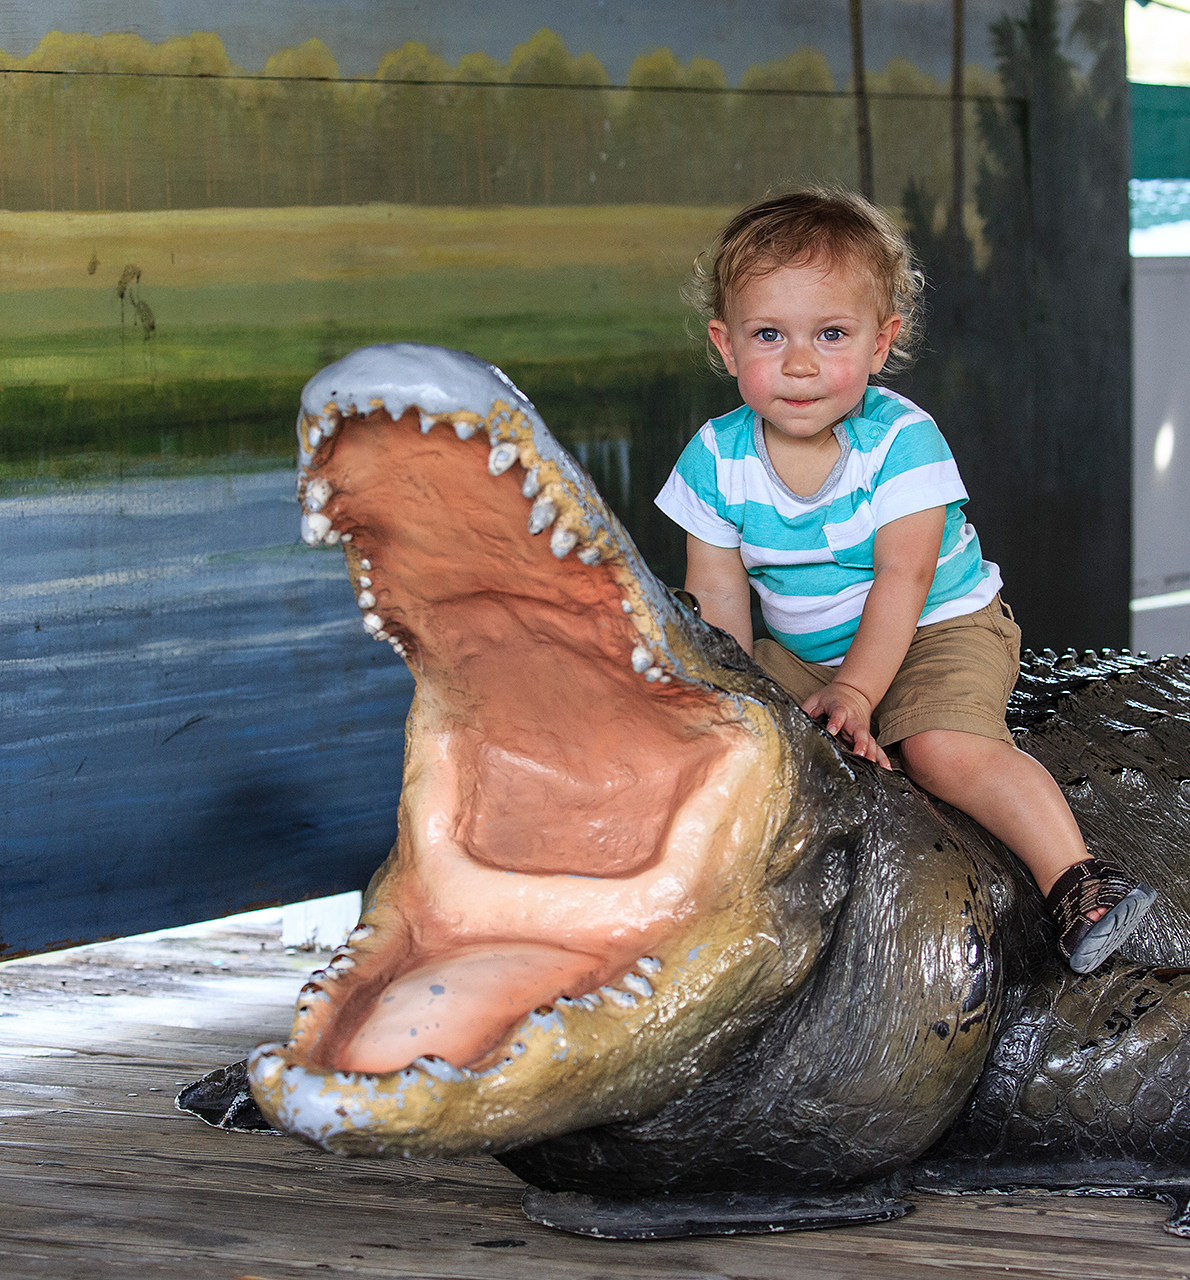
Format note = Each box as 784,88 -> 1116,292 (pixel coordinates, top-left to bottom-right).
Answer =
299,409 -> 739,1074
340,944 -> 605,1073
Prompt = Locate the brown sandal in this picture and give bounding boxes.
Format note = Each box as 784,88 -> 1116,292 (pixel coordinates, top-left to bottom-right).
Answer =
1046,858 -> 1157,974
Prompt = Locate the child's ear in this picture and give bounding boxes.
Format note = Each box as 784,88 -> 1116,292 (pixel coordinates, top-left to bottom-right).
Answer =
707,319 -> 738,376
870,313 -> 902,374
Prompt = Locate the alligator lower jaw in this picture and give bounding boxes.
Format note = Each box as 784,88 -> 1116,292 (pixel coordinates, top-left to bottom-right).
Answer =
248,913 -> 784,1160
247,705 -> 803,1158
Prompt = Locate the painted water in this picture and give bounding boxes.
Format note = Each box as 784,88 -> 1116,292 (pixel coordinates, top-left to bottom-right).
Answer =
0,470 -> 411,955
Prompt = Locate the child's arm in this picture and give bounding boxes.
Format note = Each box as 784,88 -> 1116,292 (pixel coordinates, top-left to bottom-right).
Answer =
803,506 -> 946,768
685,533 -> 754,656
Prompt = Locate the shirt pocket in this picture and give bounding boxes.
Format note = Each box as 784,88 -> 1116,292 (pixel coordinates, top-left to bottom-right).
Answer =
823,503 -> 876,569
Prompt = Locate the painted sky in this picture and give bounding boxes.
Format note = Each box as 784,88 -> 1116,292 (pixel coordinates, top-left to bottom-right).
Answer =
0,0 -> 1043,82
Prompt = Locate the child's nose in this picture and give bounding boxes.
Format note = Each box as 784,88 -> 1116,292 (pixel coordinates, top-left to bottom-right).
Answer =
782,344 -> 818,377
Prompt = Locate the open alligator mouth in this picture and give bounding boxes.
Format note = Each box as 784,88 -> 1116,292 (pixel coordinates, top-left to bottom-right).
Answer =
247,344 -> 834,1158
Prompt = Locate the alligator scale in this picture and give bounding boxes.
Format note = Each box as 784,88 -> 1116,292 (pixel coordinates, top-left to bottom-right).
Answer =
181,344 -> 1190,1239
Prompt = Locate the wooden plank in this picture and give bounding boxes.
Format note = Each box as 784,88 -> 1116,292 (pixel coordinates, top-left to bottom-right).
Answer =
3,921 -> 1190,1279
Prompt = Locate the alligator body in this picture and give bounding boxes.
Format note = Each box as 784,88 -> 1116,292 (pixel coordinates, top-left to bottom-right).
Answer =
181,344 -> 1190,1238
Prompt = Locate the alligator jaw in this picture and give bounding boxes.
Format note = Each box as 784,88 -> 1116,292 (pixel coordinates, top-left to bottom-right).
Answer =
248,344 -> 837,1158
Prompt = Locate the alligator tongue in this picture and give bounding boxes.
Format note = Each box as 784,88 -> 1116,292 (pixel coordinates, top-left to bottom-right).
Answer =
338,943 -> 605,1073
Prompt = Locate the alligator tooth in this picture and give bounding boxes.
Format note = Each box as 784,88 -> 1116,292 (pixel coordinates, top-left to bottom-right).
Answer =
527,496 -> 558,535
309,968 -> 332,982
305,478 -> 333,512
296,989 -> 330,1008
579,991 -> 602,1008
359,559 -> 372,571
308,425 -> 323,449
636,956 -> 662,973
622,972 -> 653,998
489,442 -> 518,475
362,613 -> 383,634
577,545 -> 602,565
358,576 -> 372,589
325,528 -> 342,545
357,591 -> 376,609
329,954 -> 356,971
631,645 -> 652,674
301,512 -> 332,545
347,925 -> 373,943
319,414 -> 336,437
599,986 -> 637,1008
340,532 -> 352,542
621,600 -> 634,613
454,420 -> 477,440
660,674 -> 672,683
389,639 -> 406,654
412,1056 -> 467,1082
374,630 -> 390,641
522,467 -> 541,498
644,666 -> 664,682
550,527 -> 579,558
419,410 -> 436,434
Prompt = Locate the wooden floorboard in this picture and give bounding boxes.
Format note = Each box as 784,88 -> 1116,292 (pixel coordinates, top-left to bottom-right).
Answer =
3,920 -> 1190,1279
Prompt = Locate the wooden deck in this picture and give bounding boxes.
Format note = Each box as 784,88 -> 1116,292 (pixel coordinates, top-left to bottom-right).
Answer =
3,917 -> 1190,1280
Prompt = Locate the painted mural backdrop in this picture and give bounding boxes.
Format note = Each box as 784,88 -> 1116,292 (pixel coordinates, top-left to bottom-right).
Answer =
0,0 -> 1130,953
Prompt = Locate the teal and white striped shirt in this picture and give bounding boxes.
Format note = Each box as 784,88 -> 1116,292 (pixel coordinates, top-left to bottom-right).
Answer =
654,385 -> 1001,665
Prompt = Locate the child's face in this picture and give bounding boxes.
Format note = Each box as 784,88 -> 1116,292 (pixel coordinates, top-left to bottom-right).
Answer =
708,257 -> 901,446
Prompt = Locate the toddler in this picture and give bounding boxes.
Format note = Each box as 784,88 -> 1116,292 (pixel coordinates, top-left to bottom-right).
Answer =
655,187 -> 1155,973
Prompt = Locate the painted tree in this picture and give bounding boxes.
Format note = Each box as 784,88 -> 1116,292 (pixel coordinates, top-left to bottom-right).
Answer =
734,48 -> 844,201
848,0 -> 875,198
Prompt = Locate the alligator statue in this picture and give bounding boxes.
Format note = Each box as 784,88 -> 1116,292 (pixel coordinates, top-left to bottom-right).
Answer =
179,343 -> 1190,1239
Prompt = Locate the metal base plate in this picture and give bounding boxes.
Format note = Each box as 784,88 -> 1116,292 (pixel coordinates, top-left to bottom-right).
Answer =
521,1180 -> 910,1240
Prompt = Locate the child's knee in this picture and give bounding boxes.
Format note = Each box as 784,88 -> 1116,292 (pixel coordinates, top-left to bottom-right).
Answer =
899,729 -> 974,788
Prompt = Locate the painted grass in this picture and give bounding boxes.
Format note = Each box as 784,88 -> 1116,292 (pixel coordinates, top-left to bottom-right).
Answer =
0,203 -> 734,482
0,270 -> 697,380
0,204 -> 734,295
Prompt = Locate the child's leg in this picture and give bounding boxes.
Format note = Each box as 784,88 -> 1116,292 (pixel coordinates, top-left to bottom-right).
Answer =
899,729 -> 1167,972
897,729 -> 1088,896
878,605 -> 1156,971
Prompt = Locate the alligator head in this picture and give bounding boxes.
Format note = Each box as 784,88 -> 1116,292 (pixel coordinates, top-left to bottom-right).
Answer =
245,344 -> 1014,1172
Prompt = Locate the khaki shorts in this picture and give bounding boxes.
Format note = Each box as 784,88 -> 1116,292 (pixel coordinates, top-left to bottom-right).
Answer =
753,596 -> 1021,749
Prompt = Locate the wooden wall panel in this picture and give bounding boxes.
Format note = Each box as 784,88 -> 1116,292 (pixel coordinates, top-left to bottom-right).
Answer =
0,1 -> 1131,953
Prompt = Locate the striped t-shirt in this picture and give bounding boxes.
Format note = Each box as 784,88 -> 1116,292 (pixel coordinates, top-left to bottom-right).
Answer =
654,385 -> 1001,665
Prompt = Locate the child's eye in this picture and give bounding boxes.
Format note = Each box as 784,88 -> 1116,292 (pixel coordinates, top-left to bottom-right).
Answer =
755,328 -> 781,343
820,327 -> 846,342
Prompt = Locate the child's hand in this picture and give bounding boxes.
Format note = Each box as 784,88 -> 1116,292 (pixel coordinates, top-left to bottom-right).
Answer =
802,681 -> 892,770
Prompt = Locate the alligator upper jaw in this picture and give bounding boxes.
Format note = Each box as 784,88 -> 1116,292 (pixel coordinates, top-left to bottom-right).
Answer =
248,345 -> 834,1158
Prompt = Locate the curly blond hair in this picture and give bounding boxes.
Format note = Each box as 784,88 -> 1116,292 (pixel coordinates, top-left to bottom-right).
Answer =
686,185 -> 925,378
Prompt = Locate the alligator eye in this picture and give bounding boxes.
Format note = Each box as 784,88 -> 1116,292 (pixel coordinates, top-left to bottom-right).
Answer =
672,589 -> 702,618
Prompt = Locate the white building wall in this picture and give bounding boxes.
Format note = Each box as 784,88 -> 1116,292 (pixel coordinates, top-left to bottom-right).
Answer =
1132,255 -> 1190,656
